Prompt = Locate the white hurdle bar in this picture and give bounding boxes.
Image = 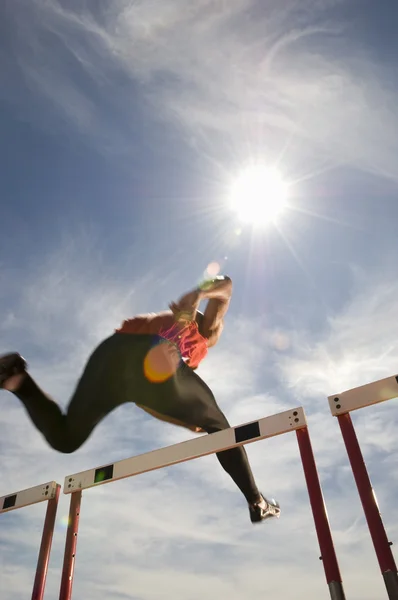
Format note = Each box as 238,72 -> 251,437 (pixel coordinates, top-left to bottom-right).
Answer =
58,407 -> 346,600
0,481 -> 58,514
328,374 -> 398,416
328,375 -> 398,599
1,481 -> 61,600
64,408 -> 306,493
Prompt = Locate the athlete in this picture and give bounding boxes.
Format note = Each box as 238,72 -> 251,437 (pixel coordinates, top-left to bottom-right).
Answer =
0,275 -> 280,524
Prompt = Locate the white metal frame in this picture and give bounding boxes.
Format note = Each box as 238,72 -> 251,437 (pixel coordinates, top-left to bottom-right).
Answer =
328,374 -> 398,416
64,407 -> 306,493
0,481 -> 58,514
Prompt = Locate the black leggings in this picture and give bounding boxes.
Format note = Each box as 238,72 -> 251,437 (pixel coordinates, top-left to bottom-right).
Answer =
13,333 -> 260,504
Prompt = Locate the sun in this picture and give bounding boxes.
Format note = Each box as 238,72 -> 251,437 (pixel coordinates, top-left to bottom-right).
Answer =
229,164 -> 288,226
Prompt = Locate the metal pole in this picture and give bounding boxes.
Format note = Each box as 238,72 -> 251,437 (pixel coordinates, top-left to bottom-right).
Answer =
338,413 -> 398,599
59,491 -> 82,600
31,484 -> 61,600
296,427 -> 346,600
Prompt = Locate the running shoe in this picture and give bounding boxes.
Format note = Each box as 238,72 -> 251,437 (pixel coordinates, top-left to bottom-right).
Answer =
0,353 -> 27,388
249,494 -> 281,523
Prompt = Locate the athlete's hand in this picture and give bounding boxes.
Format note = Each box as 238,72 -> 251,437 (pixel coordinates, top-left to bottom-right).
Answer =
197,275 -> 232,300
169,289 -> 203,323
199,275 -> 231,291
169,301 -> 192,322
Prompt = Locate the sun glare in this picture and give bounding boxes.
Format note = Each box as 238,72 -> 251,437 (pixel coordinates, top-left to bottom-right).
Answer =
229,164 -> 288,226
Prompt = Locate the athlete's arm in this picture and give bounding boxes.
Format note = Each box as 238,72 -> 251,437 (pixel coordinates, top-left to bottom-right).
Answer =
169,289 -> 202,323
169,276 -> 232,345
198,276 -> 232,347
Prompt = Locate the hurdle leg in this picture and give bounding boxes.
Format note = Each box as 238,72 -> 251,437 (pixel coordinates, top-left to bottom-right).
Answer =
59,491 -> 82,600
296,427 -> 346,600
31,484 -> 61,600
338,413 -> 398,599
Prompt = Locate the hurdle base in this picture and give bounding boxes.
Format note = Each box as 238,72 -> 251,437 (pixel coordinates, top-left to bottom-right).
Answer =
329,580 -> 346,600
384,570 -> 398,600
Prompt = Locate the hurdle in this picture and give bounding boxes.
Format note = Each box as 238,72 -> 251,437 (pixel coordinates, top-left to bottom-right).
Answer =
0,480 -> 60,600
329,375 -> 398,599
59,407 -> 346,600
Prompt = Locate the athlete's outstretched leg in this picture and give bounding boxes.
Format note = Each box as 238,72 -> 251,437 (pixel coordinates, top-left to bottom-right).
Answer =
0,334 -> 158,453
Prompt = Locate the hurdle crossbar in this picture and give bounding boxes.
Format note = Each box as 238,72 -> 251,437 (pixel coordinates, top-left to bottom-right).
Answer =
328,377 -> 398,599
0,481 -> 58,513
1,481 -> 60,600
59,407 -> 346,600
329,374 -> 398,416
64,408 -> 305,493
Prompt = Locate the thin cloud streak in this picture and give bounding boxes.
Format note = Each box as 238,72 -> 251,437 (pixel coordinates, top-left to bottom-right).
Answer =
11,0 -> 397,181
278,267 -> 398,397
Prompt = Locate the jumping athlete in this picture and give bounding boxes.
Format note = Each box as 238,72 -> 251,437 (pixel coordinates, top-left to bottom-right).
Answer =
0,275 -> 280,524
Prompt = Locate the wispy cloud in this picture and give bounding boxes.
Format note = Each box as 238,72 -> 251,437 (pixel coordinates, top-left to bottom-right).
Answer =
7,0 -> 398,179
278,265 -> 398,396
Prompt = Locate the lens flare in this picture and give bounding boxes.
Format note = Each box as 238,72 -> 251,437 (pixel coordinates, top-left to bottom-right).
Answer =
143,342 -> 180,383
270,331 -> 290,351
206,262 -> 220,277
59,514 -> 71,529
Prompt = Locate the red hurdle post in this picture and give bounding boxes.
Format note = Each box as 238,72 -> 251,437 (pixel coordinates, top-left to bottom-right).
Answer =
329,375 -> 398,599
296,426 -> 346,600
338,413 -> 398,599
32,484 -> 61,600
1,481 -> 60,600
59,491 -> 82,600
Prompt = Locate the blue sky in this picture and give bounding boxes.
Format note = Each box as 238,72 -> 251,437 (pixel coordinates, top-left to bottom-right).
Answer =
1,1 -> 398,598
